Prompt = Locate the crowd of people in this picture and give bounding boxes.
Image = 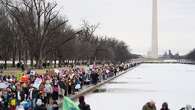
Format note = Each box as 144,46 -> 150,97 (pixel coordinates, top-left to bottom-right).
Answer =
0,63 -> 135,110
142,101 -> 195,110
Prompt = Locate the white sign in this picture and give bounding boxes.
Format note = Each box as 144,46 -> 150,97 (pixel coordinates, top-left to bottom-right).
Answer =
33,78 -> 42,89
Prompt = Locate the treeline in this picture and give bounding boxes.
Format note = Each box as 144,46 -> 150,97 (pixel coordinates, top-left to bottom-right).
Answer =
161,50 -> 180,59
185,49 -> 195,61
0,0 -> 136,68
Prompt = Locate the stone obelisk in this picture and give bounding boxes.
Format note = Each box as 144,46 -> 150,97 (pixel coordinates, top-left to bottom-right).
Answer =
151,0 -> 158,58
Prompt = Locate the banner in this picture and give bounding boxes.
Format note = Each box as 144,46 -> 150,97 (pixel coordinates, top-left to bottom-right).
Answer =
33,78 -> 42,89
30,70 -> 36,75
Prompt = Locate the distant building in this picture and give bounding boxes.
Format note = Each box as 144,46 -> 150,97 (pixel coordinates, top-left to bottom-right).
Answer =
161,50 -> 180,59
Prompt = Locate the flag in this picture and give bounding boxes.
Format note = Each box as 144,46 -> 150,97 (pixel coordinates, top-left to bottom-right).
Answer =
63,97 -> 80,110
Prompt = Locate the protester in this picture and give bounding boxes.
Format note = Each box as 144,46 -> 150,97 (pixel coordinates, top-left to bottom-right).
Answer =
180,105 -> 194,110
52,84 -> 59,101
185,105 -> 193,110
78,95 -> 91,110
181,105 -> 194,110
160,102 -> 169,110
0,63 -> 134,109
91,70 -> 98,85
142,101 -> 156,110
52,101 -> 58,110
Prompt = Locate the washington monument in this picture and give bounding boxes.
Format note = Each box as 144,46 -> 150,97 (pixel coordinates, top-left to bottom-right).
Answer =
148,0 -> 158,58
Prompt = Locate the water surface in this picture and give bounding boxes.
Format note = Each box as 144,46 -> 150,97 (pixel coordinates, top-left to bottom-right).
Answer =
83,64 -> 195,110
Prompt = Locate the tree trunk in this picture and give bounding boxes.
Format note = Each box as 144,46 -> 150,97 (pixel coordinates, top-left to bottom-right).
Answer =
58,57 -> 62,67
74,59 -> 77,65
37,50 -> 43,69
12,51 -> 16,68
88,59 -> 91,65
25,49 -> 28,65
12,47 -> 16,67
44,59 -> 47,68
30,57 -> 33,68
54,59 -> 57,68
35,58 -> 38,68
4,60 -> 7,69
12,57 -> 16,67
19,49 -> 21,63
49,60 -> 52,68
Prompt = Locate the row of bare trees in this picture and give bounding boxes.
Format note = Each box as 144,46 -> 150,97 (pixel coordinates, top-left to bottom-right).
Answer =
0,0 -> 135,68
185,49 -> 195,61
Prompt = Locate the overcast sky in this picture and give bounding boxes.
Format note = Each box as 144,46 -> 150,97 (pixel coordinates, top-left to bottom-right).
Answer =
56,0 -> 195,55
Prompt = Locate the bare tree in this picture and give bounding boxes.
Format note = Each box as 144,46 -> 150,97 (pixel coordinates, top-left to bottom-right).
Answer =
0,0 -> 134,69
0,0 -> 68,68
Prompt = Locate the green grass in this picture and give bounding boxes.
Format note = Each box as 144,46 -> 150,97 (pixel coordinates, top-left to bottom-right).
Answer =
1,68 -> 48,76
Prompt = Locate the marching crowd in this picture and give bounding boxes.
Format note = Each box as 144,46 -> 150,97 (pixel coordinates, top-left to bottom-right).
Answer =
0,63 -> 134,110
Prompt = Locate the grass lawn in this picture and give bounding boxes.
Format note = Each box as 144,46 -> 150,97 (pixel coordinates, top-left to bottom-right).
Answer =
1,65 -> 89,76
1,68 -> 49,76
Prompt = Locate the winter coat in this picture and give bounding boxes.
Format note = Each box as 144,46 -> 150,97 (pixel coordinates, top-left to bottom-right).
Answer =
79,103 -> 91,110
142,103 -> 156,110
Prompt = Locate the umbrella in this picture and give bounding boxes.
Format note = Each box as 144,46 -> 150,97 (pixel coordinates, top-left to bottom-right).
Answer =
0,82 -> 10,89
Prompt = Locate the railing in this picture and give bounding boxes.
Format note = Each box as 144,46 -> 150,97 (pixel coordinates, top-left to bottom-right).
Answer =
141,58 -> 195,64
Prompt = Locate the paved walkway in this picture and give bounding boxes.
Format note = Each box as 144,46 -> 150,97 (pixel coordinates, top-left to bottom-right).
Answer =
69,66 -> 138,100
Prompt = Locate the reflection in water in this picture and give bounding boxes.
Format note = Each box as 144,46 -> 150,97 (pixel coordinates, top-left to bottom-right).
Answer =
93,88 -> 157,93
93,88 -> 107,93
108,81 -> 152,85
108,81 -> 129,84
125,76 -> 143,79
